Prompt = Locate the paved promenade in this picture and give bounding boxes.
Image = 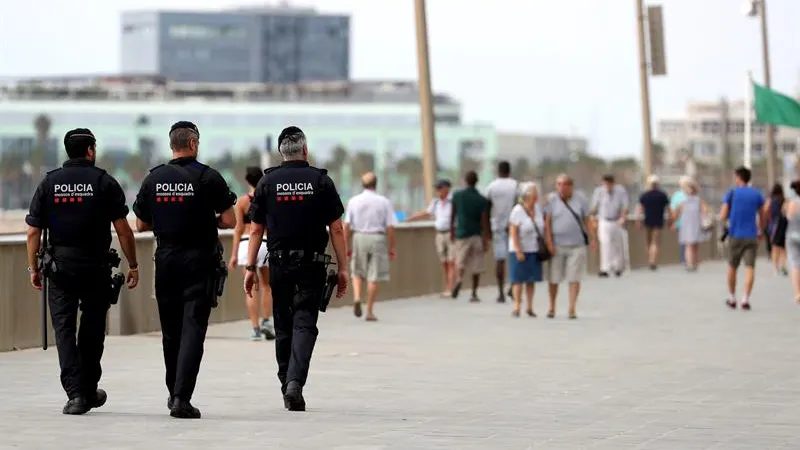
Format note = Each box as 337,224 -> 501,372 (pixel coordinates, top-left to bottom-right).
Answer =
0,261 -> 798,449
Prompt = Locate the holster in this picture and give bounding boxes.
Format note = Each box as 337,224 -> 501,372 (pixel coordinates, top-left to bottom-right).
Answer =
319,268 -> 338,313
36,246 -> 56,278
105,249 -> 125,305
207,241 -> 228,308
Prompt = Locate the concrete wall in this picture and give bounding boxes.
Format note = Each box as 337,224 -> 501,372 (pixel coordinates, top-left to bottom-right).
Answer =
0,222 -> 721,352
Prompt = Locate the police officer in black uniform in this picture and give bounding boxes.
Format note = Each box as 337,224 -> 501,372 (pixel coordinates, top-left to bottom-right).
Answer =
244,126 -> 349,411
25,128 -> 140,415
133,121 -> 236,419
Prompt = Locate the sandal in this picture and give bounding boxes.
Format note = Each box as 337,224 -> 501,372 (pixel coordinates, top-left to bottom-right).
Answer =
511,310 -> 520,318
526,310 -> 537,318
546,311 -> 555,319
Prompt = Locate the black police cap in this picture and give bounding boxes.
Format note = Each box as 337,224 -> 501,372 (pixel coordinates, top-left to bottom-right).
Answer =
169,121 -> 200,138
278,126 -> 304,147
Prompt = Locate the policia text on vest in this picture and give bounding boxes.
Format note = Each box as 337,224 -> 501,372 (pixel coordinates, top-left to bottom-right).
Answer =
24,128 -> 140,416
133,121 -> 237,420
244,126 -> 350,413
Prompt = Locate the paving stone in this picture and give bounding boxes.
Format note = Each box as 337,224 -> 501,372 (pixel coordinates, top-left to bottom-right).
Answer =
0,261 -> 798,449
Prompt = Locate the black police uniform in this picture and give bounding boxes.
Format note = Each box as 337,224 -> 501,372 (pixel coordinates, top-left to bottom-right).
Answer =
249,152 -> 344,408
25,158 -> 129,412
132,150 -> 235,415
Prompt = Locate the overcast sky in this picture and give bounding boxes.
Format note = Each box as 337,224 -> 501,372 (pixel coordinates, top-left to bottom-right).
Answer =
0,0 -> 797,157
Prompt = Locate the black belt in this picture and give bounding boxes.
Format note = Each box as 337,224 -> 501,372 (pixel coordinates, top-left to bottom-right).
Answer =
50,246 -> 106,258
268,250 -> 330,264
436,230 -> 449,233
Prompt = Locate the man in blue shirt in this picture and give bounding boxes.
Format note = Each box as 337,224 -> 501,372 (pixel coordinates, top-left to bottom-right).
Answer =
719,166 -> 766,310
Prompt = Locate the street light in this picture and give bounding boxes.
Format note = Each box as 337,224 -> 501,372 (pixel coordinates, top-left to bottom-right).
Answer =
743,0 -> 776,186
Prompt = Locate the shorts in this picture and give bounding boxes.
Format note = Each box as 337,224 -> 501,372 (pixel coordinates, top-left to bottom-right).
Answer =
645,226 -> 662,246
351,232 -> 390,282
237,239 -> 268,267
547,245 -> 587,283
508,252 -> 543,284
492,229 -> 509,260
728,238 -> 758,268
454,235 -> 486,275
434,231 -> 454,262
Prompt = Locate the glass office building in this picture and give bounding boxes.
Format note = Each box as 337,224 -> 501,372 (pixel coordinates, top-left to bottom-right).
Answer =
0,78 -> 496,212
121,7 -> 349,84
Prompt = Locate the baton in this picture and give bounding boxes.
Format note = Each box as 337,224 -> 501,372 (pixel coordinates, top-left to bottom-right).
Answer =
41,229 -> 48,351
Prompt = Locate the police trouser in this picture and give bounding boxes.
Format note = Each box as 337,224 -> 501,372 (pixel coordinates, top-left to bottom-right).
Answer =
47,258 -> 111,400
269,258 -> 326,389
154,248 -> 214,402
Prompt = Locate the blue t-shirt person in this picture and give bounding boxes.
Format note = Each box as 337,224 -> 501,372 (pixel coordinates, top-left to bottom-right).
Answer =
723,186 -> 764,239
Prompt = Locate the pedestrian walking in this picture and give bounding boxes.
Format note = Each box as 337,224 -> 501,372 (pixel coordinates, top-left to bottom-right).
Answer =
485,161 -> 518,302
450,171 -> 490,301
673,179 -> 710,271
719,166 -> 765,310
544,174 -> 592,319
244,126 -> 349,412
782,180 -> 800,303
26,128 -> 139,414
670,176 -> 691,265
407,179 -> 454,297
763,183 -> 788,275
590,174 -> 629,277
636,175 -> 671,270
508,182 -> 547,317
133,121 -> 237,418
229,166 -> 275,340
344,172 -> 397,321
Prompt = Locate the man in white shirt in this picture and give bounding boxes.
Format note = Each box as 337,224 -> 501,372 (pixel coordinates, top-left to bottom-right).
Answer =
344,172 -> 397,321
407,179 -> 454,297
484,161 -> 519,303
590,174 -> 630,277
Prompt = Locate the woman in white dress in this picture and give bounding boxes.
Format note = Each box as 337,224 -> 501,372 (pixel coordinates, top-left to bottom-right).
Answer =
673,180 -> 709,271
229,167 -> 275,340
782,181 -> 800,303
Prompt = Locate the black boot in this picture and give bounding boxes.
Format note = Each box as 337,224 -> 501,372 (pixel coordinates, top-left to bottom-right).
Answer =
170,397 -> 201,419
62,396 -> 90,415
283,380 -> 306,412
87,389 -> 107,410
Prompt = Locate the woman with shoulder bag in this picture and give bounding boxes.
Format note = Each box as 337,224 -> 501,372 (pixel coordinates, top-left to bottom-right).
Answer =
508,182 -> 549,317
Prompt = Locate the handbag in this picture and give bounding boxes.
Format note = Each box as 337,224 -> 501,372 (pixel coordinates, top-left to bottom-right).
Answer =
522,205 -> 551,262
560,196 -> 589,245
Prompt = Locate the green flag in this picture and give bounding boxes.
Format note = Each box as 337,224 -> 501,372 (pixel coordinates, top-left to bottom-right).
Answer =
753,82 -> 800,128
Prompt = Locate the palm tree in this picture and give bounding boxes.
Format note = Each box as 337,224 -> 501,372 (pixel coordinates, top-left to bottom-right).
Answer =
350,151 -> 376,181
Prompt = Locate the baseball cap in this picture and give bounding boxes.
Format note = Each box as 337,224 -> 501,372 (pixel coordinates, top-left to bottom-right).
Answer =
169,121 -> 200,137
434,179 -> 452,189
278,126 -> 305,147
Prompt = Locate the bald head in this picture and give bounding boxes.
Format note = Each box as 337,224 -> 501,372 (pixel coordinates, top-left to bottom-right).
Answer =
361,172 -> 377,189
556,173 -> 572,184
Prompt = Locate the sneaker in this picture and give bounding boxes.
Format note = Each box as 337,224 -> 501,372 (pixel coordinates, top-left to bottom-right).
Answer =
353,301 -> 363,318
496,293 -> 506,303
469,295 -> 480,303
250,328 -> 261,341
614,271 -> 622,277
741,302 -> 751,311
649,264 -> 657,271
725,299 -> 737,309
598,272 -> 609,278
260,319 -> 275,341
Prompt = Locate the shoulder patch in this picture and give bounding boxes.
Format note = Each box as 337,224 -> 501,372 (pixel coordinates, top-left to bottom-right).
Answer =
263,166 -> 280,175
149,164 -> 165,173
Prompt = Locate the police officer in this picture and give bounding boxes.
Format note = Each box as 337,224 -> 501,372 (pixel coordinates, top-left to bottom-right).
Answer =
25,128 -> 140,415
244,126 -> 349,411
133,121 -> 236,419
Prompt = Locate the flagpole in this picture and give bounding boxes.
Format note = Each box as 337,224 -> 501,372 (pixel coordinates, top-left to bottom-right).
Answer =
744,71 -> 753,169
